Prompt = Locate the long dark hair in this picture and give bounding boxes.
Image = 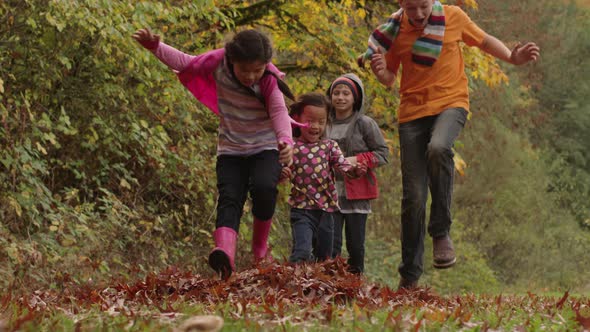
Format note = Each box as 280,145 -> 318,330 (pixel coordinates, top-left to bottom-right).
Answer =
289,92 -> 331,137
225,29 -> 273,63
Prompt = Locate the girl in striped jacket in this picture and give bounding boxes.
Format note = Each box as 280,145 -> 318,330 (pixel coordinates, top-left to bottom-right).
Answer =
133,28 -> 301,279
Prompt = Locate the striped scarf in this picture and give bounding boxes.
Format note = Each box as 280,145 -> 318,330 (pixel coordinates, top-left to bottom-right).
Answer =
358,1 -> 445,67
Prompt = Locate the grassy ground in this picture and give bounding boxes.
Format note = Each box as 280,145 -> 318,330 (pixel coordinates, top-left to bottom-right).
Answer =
3,260 -> 589,331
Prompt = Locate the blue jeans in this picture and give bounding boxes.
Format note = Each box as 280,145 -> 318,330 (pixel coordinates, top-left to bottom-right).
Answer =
332,212 -> 367,273
397,108 -> 467,281
215,150 -> 281,231
289,208 -> 334,263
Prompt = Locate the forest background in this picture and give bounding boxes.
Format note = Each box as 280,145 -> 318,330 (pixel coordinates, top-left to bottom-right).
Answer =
1,0 -> 589,299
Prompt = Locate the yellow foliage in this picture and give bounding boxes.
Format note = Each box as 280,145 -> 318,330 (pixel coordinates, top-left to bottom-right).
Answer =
464,0 -> 479,9
514,84 -> 538,109
453,151 -> 467,176
357,8 -> 366,20
8,197 -> 22,217
305,0 -> 322,14
462,45 -> 508,87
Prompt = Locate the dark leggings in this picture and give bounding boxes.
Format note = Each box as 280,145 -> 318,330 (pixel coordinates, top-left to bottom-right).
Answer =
289,208 -> 334,263
215,150 -> 281,231
332,212 -> 368,273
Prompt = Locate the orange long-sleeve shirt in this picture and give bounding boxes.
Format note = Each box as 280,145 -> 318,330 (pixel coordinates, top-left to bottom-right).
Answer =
385,5 -> 486,124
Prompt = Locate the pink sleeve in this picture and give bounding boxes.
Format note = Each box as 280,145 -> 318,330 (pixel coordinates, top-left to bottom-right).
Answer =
259,73 -> 294,146
152,42 -> 196,72
153,45 -> 224,115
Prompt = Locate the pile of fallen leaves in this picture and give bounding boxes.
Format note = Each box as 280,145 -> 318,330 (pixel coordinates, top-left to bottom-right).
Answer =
5,258 -> 590,330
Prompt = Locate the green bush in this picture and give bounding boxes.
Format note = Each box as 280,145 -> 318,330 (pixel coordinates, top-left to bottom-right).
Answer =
0,0 -> 222,289
455,83 -> 590,290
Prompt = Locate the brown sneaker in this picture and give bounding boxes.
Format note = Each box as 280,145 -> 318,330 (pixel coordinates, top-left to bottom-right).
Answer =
397,277 -> 418,291
432,234 -> 456,269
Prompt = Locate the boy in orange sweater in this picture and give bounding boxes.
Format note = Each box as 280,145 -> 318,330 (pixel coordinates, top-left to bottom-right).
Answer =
360,0 -> 540,289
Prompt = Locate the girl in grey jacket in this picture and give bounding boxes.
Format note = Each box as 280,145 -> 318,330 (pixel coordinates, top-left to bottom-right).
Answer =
326,73 -> 389,274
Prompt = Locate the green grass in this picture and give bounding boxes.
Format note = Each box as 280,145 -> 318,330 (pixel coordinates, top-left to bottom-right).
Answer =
9,295 -> 588,331
4,261 -> 589,331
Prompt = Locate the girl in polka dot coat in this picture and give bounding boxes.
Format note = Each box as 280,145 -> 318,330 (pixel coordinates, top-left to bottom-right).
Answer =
280,93 -> 363,263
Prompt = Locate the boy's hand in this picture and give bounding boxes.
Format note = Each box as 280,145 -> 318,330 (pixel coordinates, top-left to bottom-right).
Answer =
510,42 -> 540,65
132,28 -> 160,50
369,46 -> 396,86
278,141 -> 293,167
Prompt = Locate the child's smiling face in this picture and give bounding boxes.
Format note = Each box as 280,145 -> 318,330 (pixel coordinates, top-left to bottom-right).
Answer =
298,105 -> 328,143
400,0 -> 434,28
331,84 -> 355,116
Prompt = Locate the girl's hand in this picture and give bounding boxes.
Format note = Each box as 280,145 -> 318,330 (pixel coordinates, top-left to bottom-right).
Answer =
345,163 -> 366,179
510,42 -> 540,65
132,28 -> 160,50
354,162 -> 368,177
278,141 -> 293,167
279,167 -> 292,183
345,156 -> 358,167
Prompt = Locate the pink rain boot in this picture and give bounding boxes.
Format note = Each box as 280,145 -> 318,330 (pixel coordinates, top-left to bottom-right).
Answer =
208,227 -> 237,279
252,217 -> 273,263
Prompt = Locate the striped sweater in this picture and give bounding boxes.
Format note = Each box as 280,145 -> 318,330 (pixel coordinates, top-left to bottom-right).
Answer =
153,43 -> 294,156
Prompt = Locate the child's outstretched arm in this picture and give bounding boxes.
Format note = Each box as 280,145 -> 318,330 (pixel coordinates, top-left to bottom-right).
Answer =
132,28 -> 160,50
479,35 -> 540,65
132,28 -> 196,72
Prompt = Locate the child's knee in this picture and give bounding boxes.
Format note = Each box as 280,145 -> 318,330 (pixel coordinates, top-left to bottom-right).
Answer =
250,185 -> 278,220
251,182 -> 277,198
252,202 -> 276,220
426,142 -> 452,162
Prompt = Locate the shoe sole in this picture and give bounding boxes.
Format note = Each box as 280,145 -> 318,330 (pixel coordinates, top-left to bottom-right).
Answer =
397,283 -> 418,291
208,250 -> 232,279
433,257 -> 457,269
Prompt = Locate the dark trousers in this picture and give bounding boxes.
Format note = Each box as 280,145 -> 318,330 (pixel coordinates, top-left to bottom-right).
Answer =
215,150 -> 281,231
397,107 -> 467,281
332,212 -> 367,273
289,208 -> 334,263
